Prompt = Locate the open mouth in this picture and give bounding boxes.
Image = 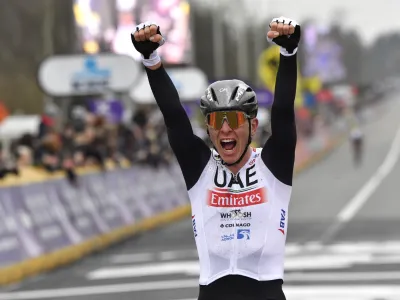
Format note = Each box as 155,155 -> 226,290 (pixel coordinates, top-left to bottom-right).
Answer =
220,139 -> 237,151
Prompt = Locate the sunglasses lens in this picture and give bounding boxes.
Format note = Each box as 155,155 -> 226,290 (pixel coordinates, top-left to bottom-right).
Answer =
207,111 -> 247,130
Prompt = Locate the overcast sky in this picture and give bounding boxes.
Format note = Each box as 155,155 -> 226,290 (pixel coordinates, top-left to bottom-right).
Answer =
196,0 -> 400,46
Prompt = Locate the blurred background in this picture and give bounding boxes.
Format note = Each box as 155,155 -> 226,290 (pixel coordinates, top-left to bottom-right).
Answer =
0,0 -> 400,299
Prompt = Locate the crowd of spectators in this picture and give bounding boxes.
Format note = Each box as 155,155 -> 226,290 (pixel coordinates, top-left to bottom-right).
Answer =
0,107 -> 174,185
1,81 -> 378,185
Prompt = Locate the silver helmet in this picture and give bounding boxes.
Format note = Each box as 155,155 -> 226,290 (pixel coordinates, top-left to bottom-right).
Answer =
200,79 -> 258,118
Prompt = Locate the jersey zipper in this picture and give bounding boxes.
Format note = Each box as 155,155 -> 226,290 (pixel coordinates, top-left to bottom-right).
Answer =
231,223 -> 236,273
223,150 -> 255,274
231,174 -> 238,274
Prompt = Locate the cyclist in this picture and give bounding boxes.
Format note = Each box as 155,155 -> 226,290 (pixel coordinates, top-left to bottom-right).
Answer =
350,126 -> 364,166
131,16 -> 300,300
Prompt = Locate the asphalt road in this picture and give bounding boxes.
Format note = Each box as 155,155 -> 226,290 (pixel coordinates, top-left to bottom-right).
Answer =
1,95 -> 400,300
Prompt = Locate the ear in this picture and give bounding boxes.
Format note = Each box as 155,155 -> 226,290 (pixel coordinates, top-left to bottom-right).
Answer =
250,118 -> 259,137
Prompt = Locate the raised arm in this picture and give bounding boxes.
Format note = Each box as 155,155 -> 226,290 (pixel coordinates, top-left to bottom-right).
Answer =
131,23 -> 210,190
261,17 -> 301,186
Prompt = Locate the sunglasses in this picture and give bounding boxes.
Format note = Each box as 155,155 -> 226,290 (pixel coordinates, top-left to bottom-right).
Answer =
206,111 -> 250,130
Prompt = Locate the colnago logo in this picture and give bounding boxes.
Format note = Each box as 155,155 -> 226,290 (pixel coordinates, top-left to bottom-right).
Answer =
279,209 -> 286,234
207,187 -> 267,208
220,209 -> 251,220
220,223 -> 250,228
192,215 -> 198,238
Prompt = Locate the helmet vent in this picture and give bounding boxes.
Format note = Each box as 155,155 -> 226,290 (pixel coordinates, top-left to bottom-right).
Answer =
247,96 -> 256,104
230,86 -> 239,101
211,88 -> 218,103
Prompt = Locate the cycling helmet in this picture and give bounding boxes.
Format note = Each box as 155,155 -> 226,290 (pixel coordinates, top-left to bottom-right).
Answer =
200,79 -> 258,118
200,80 -> 259,167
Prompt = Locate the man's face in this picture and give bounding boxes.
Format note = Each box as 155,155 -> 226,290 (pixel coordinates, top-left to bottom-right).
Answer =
207,113 -> 258,164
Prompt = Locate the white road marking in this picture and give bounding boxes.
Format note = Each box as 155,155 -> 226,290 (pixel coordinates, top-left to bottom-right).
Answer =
338,124 -> 400,222
89,249 -> 400,280
1,283 -> 400,299
319,124 -> 400,243
284,243 -> 303,255
158,249 -> 198,261
0,279 -> 199,300
285,271 -> 400,282
107,241 -> 400,266
109,249 -> 198,264
325,241 -> 400,254
109,253 -> 155,264
87,261 -> 199,280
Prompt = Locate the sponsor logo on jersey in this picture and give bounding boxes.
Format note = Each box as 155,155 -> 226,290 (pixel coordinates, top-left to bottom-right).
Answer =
207,187 -> 267,208
237,229 -> 251,240
220,223 -> 251,228
214,165 -> 258,189
192,215 -> 198,238
220,209 -> 252,221
278,209 -> 286,235
221,233 -> 235,241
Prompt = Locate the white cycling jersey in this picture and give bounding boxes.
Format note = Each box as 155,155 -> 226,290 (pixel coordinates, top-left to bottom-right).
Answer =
189,148 -> 292,285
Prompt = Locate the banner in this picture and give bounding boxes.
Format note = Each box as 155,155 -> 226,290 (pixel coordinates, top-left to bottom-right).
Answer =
0,188 -> 30,265
130,67 -> 208,104
38,54 -> 140,97
0,165 -> 188,268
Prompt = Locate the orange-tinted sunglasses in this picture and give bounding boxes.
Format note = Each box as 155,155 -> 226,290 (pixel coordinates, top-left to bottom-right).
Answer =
206,111 -> 249,130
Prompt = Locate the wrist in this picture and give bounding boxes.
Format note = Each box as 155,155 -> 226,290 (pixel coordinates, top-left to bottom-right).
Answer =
280,47 -> 298,57
142,51 -> 161,67
146,61 -> 162,70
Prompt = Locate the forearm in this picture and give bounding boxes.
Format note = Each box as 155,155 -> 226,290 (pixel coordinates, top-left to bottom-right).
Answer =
273,54 -> 297,110
145,64 -> 191,131
261,53 -> 297,185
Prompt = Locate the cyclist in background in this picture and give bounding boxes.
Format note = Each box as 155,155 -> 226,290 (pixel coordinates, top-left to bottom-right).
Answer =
350,126 -> 364,166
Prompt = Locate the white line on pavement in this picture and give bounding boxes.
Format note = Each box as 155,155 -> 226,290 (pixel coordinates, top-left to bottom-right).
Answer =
320,124 -> 400,243
338,124 -> 400,222
109,253 -> 155,264
1,282 -> 400,300
285,271 -> 400,281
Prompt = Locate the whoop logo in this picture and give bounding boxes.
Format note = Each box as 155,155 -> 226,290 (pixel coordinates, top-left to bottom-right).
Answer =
207,187 -> 267,208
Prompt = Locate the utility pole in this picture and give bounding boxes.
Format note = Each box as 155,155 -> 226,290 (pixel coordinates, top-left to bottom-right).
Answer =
211,5 -> 225,79
42,0 -> 54,56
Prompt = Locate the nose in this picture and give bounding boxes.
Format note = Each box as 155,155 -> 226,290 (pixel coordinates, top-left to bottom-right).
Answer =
220,119 -> 232,133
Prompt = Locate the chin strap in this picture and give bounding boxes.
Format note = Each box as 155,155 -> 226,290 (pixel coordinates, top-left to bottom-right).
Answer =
211,120 -> 253,167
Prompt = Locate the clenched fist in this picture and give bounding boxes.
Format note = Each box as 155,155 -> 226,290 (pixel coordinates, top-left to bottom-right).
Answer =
131,22 -> 165,67
132,23 -> 164,43
267,17 -> 301,55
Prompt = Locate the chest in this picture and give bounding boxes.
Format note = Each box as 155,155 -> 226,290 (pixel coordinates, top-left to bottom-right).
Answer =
204,163 -> 269,210
212,164 -> 260,190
